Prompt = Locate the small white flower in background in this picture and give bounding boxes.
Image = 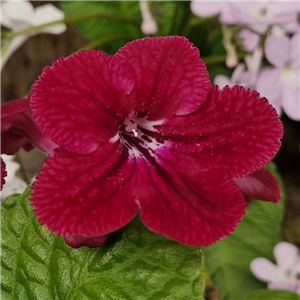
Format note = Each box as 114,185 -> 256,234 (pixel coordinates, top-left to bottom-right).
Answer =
214,47 -> 263,89
256,32 -> 300,120
250,242 -> 300,295
191,1 -> 299,34
1,0 -> 66,67
139,0 -> 157,35
0,155 -> 27,200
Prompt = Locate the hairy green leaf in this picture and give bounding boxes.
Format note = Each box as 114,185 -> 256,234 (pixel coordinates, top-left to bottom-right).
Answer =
1,188 -> 204,300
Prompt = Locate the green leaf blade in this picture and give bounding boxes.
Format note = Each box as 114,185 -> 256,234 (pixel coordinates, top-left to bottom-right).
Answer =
1,188 -> 204,300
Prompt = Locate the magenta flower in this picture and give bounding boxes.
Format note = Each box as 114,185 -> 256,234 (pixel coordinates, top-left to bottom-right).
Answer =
1,157 -> 7,190
29,36 -> 283,247
1,98 -> 57,155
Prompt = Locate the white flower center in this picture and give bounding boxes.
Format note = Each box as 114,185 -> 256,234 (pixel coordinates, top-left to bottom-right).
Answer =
116,116 -> 165,160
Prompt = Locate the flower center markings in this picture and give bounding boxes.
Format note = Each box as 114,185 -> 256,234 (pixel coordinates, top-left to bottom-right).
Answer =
118,116 -> 165,161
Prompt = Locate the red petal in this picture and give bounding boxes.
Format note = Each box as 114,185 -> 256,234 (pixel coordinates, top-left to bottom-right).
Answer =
137,162 -> 246,246
159,85 -> 283,178
31,142 -> 139,237
1,157 -> 6,190
115,36 -> 211,119
234,168 -> 281,203
64,234 -> 108,248
30,50 -> 135,154
1,99 -> 57,155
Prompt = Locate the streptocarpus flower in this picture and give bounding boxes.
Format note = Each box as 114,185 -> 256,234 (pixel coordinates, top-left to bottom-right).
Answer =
191,1 -> 299,35
29,36 -> 283,247
1,98 -> 57,155
256,32 -> 300,120
250,242 -> 300,295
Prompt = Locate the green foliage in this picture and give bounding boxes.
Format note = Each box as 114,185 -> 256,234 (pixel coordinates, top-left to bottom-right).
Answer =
238,289 -> 300,300
61,1 -> 177,54
1,188 -> 204,300
203,162 -> 285,300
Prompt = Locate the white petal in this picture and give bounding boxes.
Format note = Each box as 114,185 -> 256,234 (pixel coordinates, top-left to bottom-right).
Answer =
250,258 -> 283,282
290,32 -> 299,68
2,1 -> 34,28
239,28 -> 260,52
191,0 -> 227,18
268,281 -> 300,294
274,242 -> 300,270
31,4 -> 66,34
265,34 -> 290,68
214,75 -> 232,88
281,83 -> 300,121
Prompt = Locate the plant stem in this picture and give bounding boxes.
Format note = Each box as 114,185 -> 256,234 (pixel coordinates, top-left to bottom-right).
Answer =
3,13 -> 140,41
202,52 -> 248,65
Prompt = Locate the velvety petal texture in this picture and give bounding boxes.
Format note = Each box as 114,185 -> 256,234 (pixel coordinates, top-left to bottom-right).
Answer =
29,36 -> 283,248
158,85 -> 283,178
115,36 -> 211,117
1,157 -> 7,190
30,51 -> 135,155
1,99 -> 57,155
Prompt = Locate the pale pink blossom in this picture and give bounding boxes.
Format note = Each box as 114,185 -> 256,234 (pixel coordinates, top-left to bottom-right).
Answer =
256,32 -> 300,120
214,47 -> 263,89
250,242 -> 300,295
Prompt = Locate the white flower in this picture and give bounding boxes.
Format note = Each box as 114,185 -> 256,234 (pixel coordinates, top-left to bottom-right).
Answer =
214,47 -> 263,89
192,1 -> 299,34
0,155 -> 27,200
139,0 -> 157,35
250,242 -> 300,295
256,32 -> 300,120
1,0 -> 66,67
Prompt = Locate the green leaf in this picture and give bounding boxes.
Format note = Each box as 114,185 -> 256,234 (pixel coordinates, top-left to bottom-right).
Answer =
203,162 -> 285,300
61,1 -> 177,54
1,188 -> 204,300
239,289 -> 300,300
61,1 -> 143,54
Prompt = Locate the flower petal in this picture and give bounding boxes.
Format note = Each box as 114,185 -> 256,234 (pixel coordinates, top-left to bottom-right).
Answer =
31,142 -> 139,237
250,258 -> 283,282
1,99 -> 57,155
265,35 -> 290,68
191,1 -> 227,17
1,157 -> 7,191
234,168 -> 280,203
159,85 -> 283,178
273,242 -> 299,271
30,50 -> 135,154
31,4 -> 66,35
64,234 -> 108,249
137,161 -> 245,246
115,36 -> 211,118
2,1 -> 34,29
